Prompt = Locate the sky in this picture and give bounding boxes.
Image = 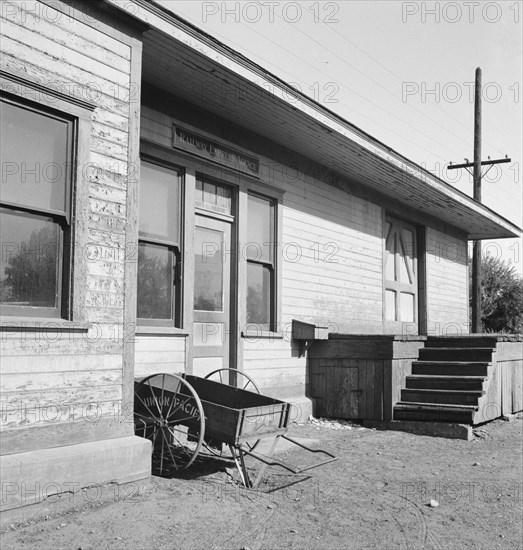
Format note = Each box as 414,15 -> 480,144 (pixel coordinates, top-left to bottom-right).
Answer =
158,0 -> 522,273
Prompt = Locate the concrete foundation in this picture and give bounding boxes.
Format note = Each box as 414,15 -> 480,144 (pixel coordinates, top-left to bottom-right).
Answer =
363,420 -> 473,440
0,436 -> 151,523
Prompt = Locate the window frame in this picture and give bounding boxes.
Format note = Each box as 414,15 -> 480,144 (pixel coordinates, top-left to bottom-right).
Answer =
137,152 -> 184,328
0,82 -> 92,320
246,191 -> 277,331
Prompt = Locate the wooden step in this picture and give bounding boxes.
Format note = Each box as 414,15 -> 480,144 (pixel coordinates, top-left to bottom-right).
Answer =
412,361 -> 490,376
405,375 -> 486,391
401,388 -> 484,405
426,337 -> 499,349
419,347 -> 493,362
394,402 -> 476,423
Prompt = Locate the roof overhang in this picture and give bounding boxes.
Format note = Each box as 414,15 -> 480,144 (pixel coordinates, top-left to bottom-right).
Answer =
106,0 -> 521,240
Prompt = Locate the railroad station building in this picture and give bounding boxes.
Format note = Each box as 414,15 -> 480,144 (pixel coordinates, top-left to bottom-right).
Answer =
1,0 -> 521,516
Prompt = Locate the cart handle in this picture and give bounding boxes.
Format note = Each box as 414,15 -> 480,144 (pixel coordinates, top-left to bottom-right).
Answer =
281,435 -> 337,458
238,436 -> 338,475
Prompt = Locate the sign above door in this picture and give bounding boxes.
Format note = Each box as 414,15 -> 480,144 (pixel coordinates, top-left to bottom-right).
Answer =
172,124 -> 260,178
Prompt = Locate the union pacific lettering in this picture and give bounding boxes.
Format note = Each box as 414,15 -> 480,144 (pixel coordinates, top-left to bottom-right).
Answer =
143,395 -> 200,420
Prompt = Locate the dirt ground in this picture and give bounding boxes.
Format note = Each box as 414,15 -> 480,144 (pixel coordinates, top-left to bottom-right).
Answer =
1,415 -> 522,550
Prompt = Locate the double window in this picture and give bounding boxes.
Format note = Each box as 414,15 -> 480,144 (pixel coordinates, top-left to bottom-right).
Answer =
135,152 -> 281,334
137,158 -> 182,326
0,96 -> 74,318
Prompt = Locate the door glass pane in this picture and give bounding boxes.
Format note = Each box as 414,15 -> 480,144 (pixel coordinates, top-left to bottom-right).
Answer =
0,208 -> 60,308
385,290 -> 396,321
247,195 -> 274,262
194,227 -> 223,311
1,100 -> 68,214
139,161 -> 180,243
247,262 -> 271,325
400,293 -> 415,322
137,242 -> 173,319
195,179 -> 232,215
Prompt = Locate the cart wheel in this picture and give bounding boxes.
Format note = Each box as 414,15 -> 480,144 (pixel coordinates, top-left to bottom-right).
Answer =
204,368 -> 261,453
134,373 -> 205,475
204,368 -> 260,394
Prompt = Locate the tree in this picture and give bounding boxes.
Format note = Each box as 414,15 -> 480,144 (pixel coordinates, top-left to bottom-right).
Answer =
4,225 -> 59,307
471,255 -> 523,334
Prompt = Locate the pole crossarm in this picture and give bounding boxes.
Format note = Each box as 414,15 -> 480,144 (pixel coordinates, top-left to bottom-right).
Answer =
446,68 -> 511,333
447,157 -> 511,170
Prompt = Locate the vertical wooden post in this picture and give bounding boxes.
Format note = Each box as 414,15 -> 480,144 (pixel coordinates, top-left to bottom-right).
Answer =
448,68 -> 510,333
471,67 -> 482,333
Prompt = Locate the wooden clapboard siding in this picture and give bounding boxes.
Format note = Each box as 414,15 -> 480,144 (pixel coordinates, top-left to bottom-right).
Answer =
277,167 -> 383,332
426,227 -> 469,333
0,0 -> 137,437
1,370 -> 122,393
242,336 -> 306,396
140,101 -> 385,399
141,105 -> 171,144
1,3 -> 131,60
134,336 -> 186,379
0,20 -> 129,88
92,109 -> 130,133
0,352 -> 123,372
244,368 -> 306,392
0,333 -> 123,356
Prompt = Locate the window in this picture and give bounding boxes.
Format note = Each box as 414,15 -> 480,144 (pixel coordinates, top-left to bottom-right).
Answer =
0,97 -> 74,317
195,178 -> 232,216
246,193 -> 276,329
137,159 -> 182,326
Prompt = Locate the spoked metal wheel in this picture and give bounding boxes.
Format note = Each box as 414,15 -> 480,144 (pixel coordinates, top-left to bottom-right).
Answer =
204,368 -> 261,454
204,368 -> 260,393
134,373 -> 205,476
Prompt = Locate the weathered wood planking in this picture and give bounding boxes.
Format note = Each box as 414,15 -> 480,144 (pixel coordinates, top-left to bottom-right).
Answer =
1,370 -> 122,393
3,2 -> 132,60
244,365 -> 306,389
141,103 -> 385,339
510,359 -> 523,413
473,348 -> 522,423
134,349 -> 186,365
0,417 -> 132,456
496,358 -> 523,416
426,227 -> 469,334
309,337 -> 424,421
0,336 -> 123,357
134,336 -> 186,379
2,385 -> 122,410
0,355 -> 123,376
0,18 -> 130,87
140,74 -> 471,405
0,0 -> 135,435
476,364 -> 502,424
384,358 -> 413,421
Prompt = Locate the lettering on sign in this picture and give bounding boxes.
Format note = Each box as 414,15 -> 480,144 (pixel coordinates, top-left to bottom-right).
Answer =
172,125 -> 260,177
143,394 -> 200,420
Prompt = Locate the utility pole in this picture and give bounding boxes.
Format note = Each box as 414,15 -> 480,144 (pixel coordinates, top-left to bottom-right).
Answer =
448,67 -> 510,333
